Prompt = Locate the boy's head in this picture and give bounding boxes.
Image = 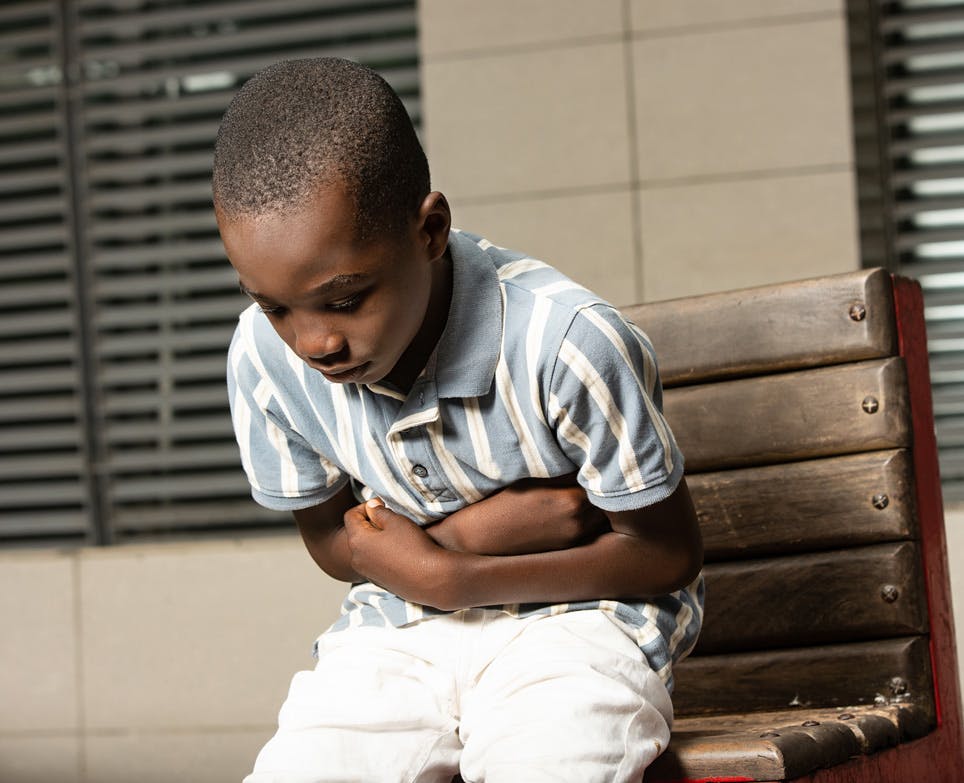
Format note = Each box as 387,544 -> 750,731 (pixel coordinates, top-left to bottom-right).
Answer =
214,58 -> 452,391
212,57 -> 429,238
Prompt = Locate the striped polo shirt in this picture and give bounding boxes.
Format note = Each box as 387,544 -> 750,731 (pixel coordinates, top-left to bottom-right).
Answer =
227,229 -> 703,689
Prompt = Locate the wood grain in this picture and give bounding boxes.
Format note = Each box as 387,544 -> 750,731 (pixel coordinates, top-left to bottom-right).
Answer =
624,267 -> 896,388
645,703 -> 931,782
690,450 -> 916,562
673,636 -> 933,718
665,357 -> 910,472
695,542 -> 928,654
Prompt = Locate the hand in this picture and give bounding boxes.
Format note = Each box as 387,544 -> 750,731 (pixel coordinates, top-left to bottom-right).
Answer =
343,499 -> 456,609
424,475 -> 610,556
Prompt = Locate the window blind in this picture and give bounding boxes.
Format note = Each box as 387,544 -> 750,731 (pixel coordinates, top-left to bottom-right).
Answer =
1,0 -> 419,544
873,0 -> 964,502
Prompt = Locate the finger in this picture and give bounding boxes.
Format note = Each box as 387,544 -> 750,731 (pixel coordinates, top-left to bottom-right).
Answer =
345,503 -> 381,531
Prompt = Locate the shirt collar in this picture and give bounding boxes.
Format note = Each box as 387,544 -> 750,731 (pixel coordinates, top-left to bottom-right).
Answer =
433,230 -> 504,399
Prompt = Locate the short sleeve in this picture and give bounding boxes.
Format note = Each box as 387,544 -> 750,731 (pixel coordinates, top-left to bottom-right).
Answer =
547,304 -> 684,512
226,322 -> 349,510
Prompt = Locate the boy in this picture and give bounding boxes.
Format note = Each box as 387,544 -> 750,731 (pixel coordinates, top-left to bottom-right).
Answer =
215,57 -> 703,783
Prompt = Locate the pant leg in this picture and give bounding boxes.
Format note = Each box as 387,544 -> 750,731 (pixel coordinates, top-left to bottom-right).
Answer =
458,610 -> 672,783
244,624 -> 462,783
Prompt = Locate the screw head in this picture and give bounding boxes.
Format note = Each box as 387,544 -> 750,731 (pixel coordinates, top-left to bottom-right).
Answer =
881,584 -> 900,603
890,677 -> 908,695
802,720 -> 820,727
760,731 -> 780,738
872,493 -> 890,510
862,396 -> 880,414
838,713 -> 855,721
850,303 -> 867,321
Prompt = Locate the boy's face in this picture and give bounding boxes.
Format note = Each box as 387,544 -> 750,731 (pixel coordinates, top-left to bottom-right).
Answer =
217,181 -> 451,388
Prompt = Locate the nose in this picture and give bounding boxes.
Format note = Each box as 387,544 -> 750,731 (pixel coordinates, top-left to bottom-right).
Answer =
292,314 -> 347,365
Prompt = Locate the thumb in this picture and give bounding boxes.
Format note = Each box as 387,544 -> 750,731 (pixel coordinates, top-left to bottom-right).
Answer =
366,498 -> 405,529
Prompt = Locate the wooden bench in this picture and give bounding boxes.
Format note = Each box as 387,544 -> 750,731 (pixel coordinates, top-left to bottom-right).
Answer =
622,269 -> 964,782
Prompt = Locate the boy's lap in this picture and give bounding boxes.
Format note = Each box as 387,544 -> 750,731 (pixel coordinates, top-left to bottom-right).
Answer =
249,611 -> 670,782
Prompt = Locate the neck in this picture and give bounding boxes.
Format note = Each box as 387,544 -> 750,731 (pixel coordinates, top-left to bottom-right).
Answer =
384,250 -> 453,394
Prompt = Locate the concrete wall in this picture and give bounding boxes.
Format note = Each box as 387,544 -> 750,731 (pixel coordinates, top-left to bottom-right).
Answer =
4,2 -> 957,781
419,0 -> 860,305
0,537 -> 347,783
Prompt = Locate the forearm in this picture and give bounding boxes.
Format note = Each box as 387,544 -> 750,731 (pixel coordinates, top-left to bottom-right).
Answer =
424,474 -> 606,556
428,530 -> 701,611
292,486 -> 365,583
300,523 -> 365,583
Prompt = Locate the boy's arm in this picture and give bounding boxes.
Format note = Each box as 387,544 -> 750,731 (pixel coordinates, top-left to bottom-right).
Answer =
292,483 -> 366,582
343,477 -> 703,611
293,477 -> 608,583
424,473 -> 609,555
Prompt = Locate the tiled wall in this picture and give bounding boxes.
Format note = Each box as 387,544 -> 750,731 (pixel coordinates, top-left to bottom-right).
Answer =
0,538 -> 347,782
419,0 -> 860,305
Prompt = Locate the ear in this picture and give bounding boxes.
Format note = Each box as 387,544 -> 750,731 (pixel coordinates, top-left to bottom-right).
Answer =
415,191 -> 451,263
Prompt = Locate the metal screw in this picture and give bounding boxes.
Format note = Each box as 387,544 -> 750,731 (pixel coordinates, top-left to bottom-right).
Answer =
850,303 -> 867,322
862,396 -> 880,414
872,493 -> 889,510
802,720 -> 820,727
839,713 -> 855,721
881,585 -> 900,603
760,731 -> 780,738
890,677 -> 908,696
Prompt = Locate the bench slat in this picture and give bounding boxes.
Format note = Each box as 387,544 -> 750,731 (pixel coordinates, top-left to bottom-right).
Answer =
665,357 -> 910,472
696,542 -> 927,654
691,449 -> 915,562
673,636 -> 932,717
646,704 -> 931,782
625,268 -> 896,387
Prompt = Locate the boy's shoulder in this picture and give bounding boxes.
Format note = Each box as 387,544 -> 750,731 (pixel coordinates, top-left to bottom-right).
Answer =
450,228 -> 612,318
450,229 -> 653,385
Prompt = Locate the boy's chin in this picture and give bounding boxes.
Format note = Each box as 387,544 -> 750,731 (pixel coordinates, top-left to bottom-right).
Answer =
319,361 -> 374,384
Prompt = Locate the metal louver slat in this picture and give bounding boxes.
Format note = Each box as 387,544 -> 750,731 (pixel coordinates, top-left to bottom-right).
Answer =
71,0 -> 420,539
0,0 -> 421,545
873,0 -> 964,502
0,0 -> 91,543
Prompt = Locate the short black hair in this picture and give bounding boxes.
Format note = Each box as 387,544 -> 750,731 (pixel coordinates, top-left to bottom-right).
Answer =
212,57 -> 430,239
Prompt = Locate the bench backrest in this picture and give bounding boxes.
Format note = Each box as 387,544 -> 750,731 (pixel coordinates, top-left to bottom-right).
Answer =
623,270 -> 960,729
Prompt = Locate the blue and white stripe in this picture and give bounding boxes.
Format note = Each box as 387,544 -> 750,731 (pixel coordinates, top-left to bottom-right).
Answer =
227,229 -> 702,689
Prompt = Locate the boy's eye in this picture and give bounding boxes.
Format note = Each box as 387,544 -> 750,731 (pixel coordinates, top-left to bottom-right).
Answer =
327,292 -> 364,312
257,302 -> 285,316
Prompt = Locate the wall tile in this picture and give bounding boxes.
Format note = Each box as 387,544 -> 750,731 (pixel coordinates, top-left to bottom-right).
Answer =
630,0 -> 841,32
638,170 -> 859,301
0,735 -> 80,783
633,19 -> 852,181
80,537 -> 348,730
85,729 -> 270,783
423,42 -> 631,199
944,508 -> 964,707
0,553 -> 78,732
452,189 -> 638,306
420,0 -> 623,58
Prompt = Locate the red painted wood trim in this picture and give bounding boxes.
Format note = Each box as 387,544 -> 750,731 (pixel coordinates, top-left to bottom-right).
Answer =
654,778 -> 756,783
787,731 -> 956,782
887,276 -> 963,777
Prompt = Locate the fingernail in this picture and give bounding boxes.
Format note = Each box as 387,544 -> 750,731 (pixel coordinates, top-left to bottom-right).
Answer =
367,498 -> 384,509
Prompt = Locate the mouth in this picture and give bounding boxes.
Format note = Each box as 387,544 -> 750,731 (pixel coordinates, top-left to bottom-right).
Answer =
319,361 -> 371,383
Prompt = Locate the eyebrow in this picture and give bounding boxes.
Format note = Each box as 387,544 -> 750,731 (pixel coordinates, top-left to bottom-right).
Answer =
238,273 -> 370,301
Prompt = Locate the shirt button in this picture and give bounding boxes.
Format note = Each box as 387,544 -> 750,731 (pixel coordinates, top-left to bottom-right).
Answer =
412,464 -> 429,478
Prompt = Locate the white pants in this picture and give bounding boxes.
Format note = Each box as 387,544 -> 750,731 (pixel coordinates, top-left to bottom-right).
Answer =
244,609 -> 673,783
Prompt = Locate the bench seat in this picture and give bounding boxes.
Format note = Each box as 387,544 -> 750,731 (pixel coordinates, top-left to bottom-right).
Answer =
624,270 -> 964,782
648,704 -> 932,782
